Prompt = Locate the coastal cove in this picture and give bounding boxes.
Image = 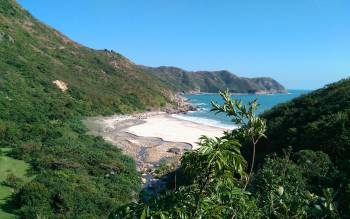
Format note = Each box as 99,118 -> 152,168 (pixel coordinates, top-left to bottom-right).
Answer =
83,112 -> 225,189
2,0 -> 349,217
83,90 -> 308,190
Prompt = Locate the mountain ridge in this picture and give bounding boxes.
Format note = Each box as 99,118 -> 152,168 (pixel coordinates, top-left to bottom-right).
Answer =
141,65 -> 287,94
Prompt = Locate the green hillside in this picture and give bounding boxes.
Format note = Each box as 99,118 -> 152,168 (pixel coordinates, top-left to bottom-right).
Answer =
258,78 -> 350,166
143,66 -> 287,94
0,0 -> 174,217
0,0 -> 173,114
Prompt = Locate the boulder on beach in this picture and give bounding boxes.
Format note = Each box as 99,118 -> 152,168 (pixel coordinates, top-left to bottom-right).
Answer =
167,147 -> 181,154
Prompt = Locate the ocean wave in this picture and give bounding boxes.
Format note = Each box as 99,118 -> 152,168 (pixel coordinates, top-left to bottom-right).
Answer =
186,111 -> 197,114
171,114 -> 237,130
194,102 -> 207,106
198,107 -> 209,111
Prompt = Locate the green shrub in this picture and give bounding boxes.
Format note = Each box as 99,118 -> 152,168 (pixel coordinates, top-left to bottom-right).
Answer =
2,173 -> 24,189
251,151 -> 308,218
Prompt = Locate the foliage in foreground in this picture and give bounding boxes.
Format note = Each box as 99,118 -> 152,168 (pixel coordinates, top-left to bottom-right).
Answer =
251,149 -> 346,218
113,136 -> 260,219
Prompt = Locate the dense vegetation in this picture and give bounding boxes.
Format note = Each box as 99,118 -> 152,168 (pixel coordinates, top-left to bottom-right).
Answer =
257,78 -> 350,170
143,66 -> 287,94
0,0 -> 175,217
0,0 -> 172,114
112,90 -> 350,218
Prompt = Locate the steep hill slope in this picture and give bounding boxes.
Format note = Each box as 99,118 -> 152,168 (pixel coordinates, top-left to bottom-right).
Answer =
0,0 -> 171,217
257,78 -> 350,166
143,66 -> 287,94
0,0 -> 172,115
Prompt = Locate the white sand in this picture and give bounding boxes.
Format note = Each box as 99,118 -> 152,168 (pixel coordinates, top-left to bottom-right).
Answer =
125,114 -> 226,149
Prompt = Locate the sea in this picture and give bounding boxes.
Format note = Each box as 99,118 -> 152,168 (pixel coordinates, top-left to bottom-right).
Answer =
172,90 -> 310,129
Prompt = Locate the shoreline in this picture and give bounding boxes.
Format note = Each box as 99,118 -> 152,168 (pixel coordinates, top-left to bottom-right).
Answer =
84,111 -> 228,188
84,111 -> 227,150
182,89 -> 288,95
171,113 -> 237,130
124,113 -> 226,149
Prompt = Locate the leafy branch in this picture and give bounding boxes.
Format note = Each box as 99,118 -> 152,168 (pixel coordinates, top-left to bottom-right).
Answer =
211,89 -> 267,188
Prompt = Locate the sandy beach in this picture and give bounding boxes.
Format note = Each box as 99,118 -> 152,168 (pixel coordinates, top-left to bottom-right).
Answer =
84,112 -> 227,164
125,114 -> 225,149
84,112 -> 228,187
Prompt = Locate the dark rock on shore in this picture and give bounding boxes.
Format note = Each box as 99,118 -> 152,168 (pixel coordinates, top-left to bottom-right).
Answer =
167,147 -> 181,154
165,93 -> 198,114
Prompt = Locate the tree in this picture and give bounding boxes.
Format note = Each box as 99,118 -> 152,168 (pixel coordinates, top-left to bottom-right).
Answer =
111,91 -> 266,218
211,89 -> 266,188
111,136 -> 259,219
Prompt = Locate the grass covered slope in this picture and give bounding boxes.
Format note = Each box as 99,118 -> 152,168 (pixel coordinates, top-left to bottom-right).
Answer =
0,0 -> 175,217
258,78 -> 350,165
0,148 -> 31,219
143,66 -> 287,94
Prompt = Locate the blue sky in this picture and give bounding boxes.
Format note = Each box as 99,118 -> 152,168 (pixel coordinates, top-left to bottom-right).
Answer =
18,0 -> 350,89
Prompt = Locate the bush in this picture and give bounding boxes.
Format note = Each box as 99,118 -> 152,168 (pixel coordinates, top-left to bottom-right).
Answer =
250,151 -> 308,218
294,150 -> 338,193
251,150 -> 344,218
2,173 -> 24,189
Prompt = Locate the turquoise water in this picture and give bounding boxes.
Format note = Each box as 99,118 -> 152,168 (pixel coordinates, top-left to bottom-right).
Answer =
173,90 -> 310,129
